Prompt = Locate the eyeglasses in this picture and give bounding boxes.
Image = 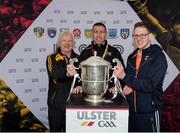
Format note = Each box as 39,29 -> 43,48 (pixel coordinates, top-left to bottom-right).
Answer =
132,33 -> 150,39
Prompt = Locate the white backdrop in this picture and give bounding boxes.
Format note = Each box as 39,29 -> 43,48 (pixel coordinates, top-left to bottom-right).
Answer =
0,0 -> 178,128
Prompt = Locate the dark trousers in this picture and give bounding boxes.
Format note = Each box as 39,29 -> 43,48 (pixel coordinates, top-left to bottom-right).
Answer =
48,106 -> 66,132
128,110 -> 161,132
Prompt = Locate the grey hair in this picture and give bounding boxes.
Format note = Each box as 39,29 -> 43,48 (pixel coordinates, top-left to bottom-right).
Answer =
57,31 -> 75,47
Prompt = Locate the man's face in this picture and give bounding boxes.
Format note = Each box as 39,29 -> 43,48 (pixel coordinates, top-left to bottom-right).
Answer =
59,34 -> 73,54
132,27 -> 151,49
92,26 -> 107,45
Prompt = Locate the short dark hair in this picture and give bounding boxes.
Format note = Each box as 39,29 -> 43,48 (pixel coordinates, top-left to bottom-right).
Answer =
92,22 -> 107,32
134,21 -> 152,32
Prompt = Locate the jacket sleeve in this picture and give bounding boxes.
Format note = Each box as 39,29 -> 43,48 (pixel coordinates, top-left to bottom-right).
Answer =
123,53 -> 167,93
46,54 -> 70,81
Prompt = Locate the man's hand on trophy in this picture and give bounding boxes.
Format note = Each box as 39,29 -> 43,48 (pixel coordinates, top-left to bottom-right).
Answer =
123,85 -> 133,96
113,64 -> 126,80
108,87 -> 120,94
66,64 -> 77,77
72,86 -> 83,94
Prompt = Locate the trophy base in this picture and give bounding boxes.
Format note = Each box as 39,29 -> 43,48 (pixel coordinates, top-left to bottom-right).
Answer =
84,95 -> 104,103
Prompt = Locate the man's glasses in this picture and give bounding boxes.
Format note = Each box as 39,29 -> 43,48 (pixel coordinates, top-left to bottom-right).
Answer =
132,33 -> 150,39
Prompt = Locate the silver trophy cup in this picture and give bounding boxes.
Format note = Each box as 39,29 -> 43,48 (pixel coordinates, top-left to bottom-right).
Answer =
69,55 -> 122,103
80,56 -> 111,103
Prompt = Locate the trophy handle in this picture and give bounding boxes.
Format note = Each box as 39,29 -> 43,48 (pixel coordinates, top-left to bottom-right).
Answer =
66,58 -> 81,102
66,73 -> 81,102
69,58 -> 80,70
105,58 -> 125,102
111,58 -> 122,70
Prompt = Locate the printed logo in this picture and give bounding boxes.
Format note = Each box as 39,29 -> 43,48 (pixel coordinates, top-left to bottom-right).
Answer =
67,10 -> 74,14
94,11 -> 100,15
108,28 -> 118,39
33,27 -> 44,38
113,20 -> 120,24
120,10 -> 127,14
144,55 -> 150,61
87,20 -> 93,24
113,44 -> 124,54
120,28 -> 129,39
126,20 -> 133,24
53,10 -> 60,14
98,121 -> 116,127
78,44 -> 87,53
80,121 -> 94,127
60,28 -> 69,33
47,27 -> 57,38
59,19 -> 67,24
77,111 -> 117,128
73,28 -> 81,39
84,29 -> 92,39
107,11 -> 113,15
73,20 -> 80,24
46,19 -> 53,23
80,11 -> 87,14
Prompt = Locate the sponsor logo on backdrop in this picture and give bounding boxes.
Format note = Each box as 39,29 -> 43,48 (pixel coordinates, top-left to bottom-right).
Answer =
60,28 -> 70,33
120,28 -> 129,39
24,89 -> 32,93
53,10 -> 60,14
107,11 -> 113,15
31,58 -> 39,62
39,48 -> 46,52
39,68 -> 46,72
84,29 -> 92,39
40,107 -> 47,111
87,20 -> 94,24
16,79 -> 24,83
39,88 -> 47,92
108,28 -> 118,39
32,78 -> 39,83
24,48 -> 32,52
126,20 -> 133,24
73,20 -> 80,24
77,111 -> 117,128
73,28 -> 81,39
46,19 -> 53,23
59,19 -> 67,24
113,44 -> 124,54
67,10 -> 74,14
33,27 -> 44,38
16,58 -> 24,62
113,20 -> 120,24
120,10 -> 127,14
78,44 -> 87,53
47,27 -> 57,38
24,68 -> 32,72
32,98 -> 39,102
81,11 -> 87,14
94,11 -> 100,15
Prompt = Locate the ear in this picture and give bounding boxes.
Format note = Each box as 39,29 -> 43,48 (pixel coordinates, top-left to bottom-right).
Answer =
148,33 -> 154,40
